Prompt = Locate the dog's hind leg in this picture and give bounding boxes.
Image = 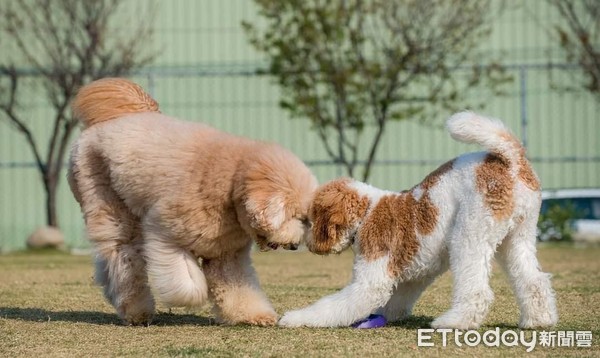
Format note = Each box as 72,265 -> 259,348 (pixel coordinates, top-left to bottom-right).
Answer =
431,215 -> 500,330
70,147 -> 155,325
85,212 -> 155,325
93,230 -> 155,326
202,242 -> 277,326
496,215 -> 558,328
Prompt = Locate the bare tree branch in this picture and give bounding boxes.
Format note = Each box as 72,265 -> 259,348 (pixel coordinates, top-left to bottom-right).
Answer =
550,0 -> 600,97
0,0 -> 157,228
0,67 -> 46,175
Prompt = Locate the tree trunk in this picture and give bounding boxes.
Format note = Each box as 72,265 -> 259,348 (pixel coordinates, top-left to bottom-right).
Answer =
44,173 -> 59,228
362,121 -> 387,182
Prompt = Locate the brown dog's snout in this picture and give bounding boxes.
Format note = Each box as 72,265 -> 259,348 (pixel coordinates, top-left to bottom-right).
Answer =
301,217 -> 312,229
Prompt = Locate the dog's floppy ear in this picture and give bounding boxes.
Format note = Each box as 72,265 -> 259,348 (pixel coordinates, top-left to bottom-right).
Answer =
244,195 -> 286,232
234,157 -> 290,233
310,209 -> 342,254
309,179 -> 369,254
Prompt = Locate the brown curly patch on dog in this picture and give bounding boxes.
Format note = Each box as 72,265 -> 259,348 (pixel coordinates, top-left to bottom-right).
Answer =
476,153 -> 514,220
415,193 -> 439,236
518,153 -> 540,191
359,190 -> 437,278
497,133 -> 540,192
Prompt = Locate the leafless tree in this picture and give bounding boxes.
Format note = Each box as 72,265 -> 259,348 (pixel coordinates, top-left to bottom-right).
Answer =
245,0 -> 509,181
0,0 -> 156,228
550,0 -> 600,99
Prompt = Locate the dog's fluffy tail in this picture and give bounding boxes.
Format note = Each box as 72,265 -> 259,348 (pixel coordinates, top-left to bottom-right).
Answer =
446,111 -> 524,166
72,77 -> 159,128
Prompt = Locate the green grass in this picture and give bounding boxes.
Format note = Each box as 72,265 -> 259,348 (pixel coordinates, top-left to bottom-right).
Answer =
0,245 -> 598,357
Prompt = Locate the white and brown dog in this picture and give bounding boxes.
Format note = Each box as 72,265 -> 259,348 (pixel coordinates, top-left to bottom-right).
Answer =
279,112 -> 558,329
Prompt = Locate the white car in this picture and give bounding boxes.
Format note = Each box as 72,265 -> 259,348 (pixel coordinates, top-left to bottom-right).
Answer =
539,189 -> 600,242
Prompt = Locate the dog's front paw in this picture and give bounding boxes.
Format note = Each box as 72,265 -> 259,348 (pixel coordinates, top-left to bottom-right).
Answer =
121,312 -> 154,327
220,310 -> 279,326
245,312 -> 278,326
431,311 -> 481,330
519,311 -> 558,329
278,309 -> 319,327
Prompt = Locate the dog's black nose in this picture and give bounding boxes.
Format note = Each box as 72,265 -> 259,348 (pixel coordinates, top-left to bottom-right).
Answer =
283,243 -> 299,250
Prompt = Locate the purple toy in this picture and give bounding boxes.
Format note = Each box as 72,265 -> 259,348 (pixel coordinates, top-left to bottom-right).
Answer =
351,314 -> 387,329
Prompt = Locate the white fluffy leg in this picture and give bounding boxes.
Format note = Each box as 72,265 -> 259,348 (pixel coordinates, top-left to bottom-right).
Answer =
497,219 -> 558,328
279,255 -> 396,327
431,223 -> 498,330
378,276 -> 436,322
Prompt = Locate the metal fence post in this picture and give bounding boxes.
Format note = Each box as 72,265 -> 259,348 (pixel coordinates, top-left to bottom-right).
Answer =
519,65 -> 528,149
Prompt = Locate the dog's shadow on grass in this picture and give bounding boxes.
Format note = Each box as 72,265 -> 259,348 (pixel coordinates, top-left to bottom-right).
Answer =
0,307 -> 213,326
387,315 -> 435,329
387,315 -> 520,330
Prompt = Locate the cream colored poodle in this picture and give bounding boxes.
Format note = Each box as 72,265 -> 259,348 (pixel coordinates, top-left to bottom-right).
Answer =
68,78 -> 317,326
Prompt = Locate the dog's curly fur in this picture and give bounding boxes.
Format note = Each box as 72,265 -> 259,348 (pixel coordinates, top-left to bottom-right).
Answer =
68,78 -> 317,326
279,112 -> 558,329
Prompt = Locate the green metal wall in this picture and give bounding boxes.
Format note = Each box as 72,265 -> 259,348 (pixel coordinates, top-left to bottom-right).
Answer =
1,0 -> 598,251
